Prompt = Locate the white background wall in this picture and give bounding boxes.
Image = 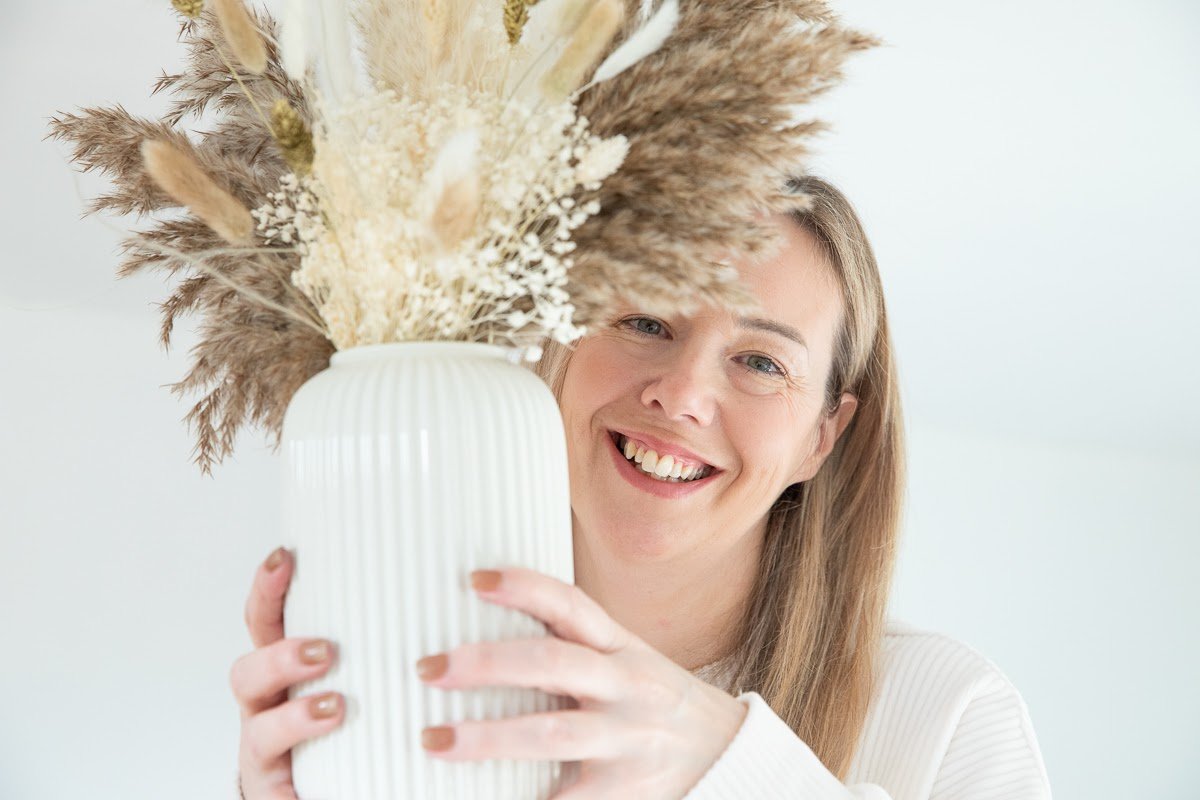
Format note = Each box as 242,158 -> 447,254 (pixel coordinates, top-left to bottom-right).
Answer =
2,0 -> 1197,797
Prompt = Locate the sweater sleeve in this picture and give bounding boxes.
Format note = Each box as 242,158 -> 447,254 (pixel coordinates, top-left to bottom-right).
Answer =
681,692 -> 894,800
682,673 -> 1051,800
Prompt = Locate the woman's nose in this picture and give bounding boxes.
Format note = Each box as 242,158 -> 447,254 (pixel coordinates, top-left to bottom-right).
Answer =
639,351 -> 718,426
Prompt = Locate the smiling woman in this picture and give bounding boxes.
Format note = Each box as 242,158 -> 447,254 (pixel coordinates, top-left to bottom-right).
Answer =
230,175 -> 1052,799
545,173 -> 895,770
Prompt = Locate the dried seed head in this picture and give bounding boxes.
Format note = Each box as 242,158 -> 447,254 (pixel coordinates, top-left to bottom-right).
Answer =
212,0 -> 268,75
503,0 -> 534,46
141,139 -> 255,245
271,100 -> 315,175
171,0 -> 204,18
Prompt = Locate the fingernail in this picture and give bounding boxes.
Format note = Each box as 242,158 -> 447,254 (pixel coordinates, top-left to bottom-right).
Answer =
422,726 -> 455,751
470,570 -> 502,592
416,653 -> 448,681
308,692 -> 341,719
265,547 -> 286,571
300,639 -> 332,665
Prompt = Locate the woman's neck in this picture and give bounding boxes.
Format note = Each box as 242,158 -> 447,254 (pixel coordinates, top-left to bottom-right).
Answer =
571,519 -> 763,671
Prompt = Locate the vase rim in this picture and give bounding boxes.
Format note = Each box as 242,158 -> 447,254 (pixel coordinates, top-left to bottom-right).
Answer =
329,341 -> 514,367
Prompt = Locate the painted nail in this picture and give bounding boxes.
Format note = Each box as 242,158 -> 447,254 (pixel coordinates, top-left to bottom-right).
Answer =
422,726 -> 455,752
416,653 -> 448,681
300,639 -> 331,665
308,692 -> 341,719
265,547 -> 286,571
470,570 -> 502,592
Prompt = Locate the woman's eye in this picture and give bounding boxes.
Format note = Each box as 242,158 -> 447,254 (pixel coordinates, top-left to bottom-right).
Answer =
743,354 -> 785,376
626,317 -> 665,336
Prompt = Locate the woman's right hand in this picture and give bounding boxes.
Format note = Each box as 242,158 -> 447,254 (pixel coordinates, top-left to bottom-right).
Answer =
230,547 -> 346,799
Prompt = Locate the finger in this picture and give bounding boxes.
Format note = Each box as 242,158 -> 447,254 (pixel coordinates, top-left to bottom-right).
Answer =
422,710 -> 618,762
245,547 -> 293,649
470,568 -> 632,653
231,638 -> 337,717
240,692 -> 345,773
418,637 -> 623,703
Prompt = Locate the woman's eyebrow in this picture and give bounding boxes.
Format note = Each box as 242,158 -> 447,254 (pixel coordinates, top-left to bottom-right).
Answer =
736,316 -> 809,350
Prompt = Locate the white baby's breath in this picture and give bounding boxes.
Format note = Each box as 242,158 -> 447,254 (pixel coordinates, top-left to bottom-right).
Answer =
254,83 -> 620,352
575,134 -> 629,186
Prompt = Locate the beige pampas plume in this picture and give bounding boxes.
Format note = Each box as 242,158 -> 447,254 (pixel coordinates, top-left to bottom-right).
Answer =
562,0 -> 880,327
211,0 -> 268,74
422,0 -> 450,67
540,0 -> 625,104
51,9 -> 330,474
357,0 -> 492,98
141,139 -> 255,245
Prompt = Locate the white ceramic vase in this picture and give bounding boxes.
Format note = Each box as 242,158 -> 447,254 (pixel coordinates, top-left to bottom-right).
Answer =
281,342 -> 575,799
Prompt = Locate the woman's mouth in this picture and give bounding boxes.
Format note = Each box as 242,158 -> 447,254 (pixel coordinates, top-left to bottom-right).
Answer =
608,432 -> 715,483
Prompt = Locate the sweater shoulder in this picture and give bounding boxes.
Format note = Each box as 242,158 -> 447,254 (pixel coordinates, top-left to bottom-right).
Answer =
861,618 -> 1036,762
879,617 -> 1017,693
856,620 -> 1052,797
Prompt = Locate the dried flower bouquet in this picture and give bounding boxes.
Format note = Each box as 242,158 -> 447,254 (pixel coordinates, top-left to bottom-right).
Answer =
48,0 -> 876,473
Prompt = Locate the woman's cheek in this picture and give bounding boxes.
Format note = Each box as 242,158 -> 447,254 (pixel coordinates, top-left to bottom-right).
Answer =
737,394 -> 814,474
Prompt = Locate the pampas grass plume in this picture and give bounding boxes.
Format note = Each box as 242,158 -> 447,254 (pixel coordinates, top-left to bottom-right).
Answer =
141,139 -> 254,245
212,0 -> 268,74
541,0 -> 625,104
422,0 -> 450,68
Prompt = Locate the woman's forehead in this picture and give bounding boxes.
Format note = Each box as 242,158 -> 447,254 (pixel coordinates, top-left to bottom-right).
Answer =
731,220 -> 842,347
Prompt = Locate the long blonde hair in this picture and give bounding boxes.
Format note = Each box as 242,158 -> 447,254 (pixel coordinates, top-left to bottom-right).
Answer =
533,175 -> 905,778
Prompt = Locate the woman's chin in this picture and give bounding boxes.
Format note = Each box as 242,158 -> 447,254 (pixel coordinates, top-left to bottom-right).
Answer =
586,513 -> 694,562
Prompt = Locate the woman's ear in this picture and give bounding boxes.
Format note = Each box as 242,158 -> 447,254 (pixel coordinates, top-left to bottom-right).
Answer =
790,392 -> 859,484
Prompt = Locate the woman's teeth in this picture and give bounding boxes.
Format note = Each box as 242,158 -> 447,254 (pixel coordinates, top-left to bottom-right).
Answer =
617,435 -> 712,483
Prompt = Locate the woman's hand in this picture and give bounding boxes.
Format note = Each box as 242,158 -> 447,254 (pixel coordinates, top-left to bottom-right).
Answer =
415,567 -> 748,799
230,548 -> 346,800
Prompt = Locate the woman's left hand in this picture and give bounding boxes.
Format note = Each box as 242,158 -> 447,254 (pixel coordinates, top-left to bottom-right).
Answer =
415,567 -> 748,799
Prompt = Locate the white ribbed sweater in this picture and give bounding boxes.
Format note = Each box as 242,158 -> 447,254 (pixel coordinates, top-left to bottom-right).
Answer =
685,620 -> 1052,799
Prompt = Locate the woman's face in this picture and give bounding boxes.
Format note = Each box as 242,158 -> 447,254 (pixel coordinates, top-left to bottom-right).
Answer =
560,215 -> 857,560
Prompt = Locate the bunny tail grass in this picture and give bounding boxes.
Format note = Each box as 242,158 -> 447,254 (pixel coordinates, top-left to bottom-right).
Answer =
540,0 -> 625,104
212,0 -> 269,74
141,139 -> 255,245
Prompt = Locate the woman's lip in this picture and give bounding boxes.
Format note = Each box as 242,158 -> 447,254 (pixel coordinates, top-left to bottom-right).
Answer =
609,428 -> 717,470
606,431 -> 719,499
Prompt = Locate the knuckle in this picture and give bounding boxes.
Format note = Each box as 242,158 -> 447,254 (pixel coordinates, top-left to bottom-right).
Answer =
229,655 -> 246,697
628,663 -> 683,712
531,638 -> 561,671
559,588 -> 585,627
537,713 -> 576,746
241,719 -> 271,768
264,642 -> 292,685
568,584 -> 592,614
457,642 -> 488,675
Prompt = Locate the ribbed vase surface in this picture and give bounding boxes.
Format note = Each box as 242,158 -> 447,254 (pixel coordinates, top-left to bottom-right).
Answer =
281,342 -> 575,799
